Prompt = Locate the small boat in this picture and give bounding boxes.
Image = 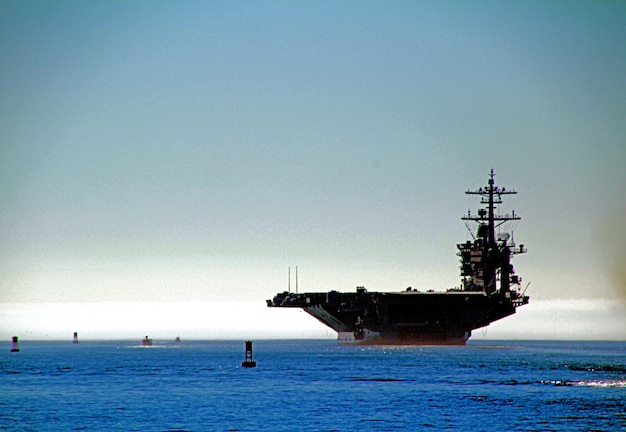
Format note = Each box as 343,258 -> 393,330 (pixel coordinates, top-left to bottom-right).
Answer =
142,336 -> 153,346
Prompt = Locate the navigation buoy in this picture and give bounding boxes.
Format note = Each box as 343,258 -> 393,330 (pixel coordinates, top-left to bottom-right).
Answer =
241,340 -> 256,368
10,336 -> 20,353
142,336 -> 153,346
73,332 -> 79,344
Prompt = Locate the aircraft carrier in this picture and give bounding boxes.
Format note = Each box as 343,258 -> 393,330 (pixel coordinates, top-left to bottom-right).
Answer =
267,170 -> 529,345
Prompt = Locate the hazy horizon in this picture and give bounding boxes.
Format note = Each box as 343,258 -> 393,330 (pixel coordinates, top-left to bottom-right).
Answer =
2,298 -> 625,342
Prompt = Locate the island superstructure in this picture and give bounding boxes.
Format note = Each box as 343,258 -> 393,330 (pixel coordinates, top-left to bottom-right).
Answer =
267,170 -> 529,345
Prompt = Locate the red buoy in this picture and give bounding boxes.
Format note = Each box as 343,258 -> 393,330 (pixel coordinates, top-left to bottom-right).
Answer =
10,336 -> 20,353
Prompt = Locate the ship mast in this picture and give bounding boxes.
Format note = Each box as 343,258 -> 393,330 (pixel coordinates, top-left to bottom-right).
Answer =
460,169 -> 523,294
463,169 -> 520,236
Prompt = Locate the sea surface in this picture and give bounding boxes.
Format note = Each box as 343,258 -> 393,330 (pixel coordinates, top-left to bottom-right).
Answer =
1,339 -> 624,431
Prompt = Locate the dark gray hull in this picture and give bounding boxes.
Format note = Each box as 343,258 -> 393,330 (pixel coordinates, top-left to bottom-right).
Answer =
268,287 -> 527,345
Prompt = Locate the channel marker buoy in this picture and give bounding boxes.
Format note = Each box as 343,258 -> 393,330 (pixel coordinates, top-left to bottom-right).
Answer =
10,336 -> 20,353
241,340 -> 256,368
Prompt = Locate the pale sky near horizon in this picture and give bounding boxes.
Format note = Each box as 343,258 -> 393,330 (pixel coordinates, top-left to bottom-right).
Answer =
1,1 -> 625,340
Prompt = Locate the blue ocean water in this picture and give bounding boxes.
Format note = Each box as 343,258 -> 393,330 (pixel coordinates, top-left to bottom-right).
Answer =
1,340 -> 624,431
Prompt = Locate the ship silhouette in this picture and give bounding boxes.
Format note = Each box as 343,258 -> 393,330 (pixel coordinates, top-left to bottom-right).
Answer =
267,170 -> 529,345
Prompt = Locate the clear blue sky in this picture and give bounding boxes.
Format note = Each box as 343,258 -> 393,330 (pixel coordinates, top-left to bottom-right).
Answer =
1,1 -> 625,339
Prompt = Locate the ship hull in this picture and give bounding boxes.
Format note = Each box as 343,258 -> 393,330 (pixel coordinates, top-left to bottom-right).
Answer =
336,331 -> 469,346
269,288 -> 522,346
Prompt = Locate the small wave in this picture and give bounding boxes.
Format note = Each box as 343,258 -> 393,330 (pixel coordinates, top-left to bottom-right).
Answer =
126,344 -> 175,349
501,379 -> 534,386
474,379 -> 534,386
349,376 -> 409,382
564,363 -> 626,373
541,379 -> 626,388
572,380 -> 626,388
474,344 -> 526,350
